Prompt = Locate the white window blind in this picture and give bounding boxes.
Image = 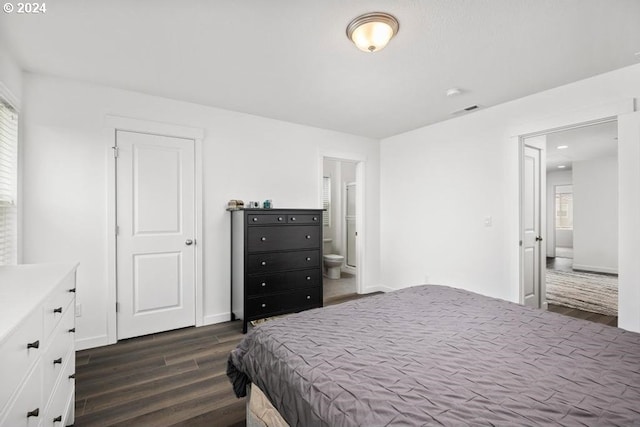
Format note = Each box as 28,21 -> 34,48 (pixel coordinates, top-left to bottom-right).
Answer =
0,99 -> 18,265
322,176 -> 331,227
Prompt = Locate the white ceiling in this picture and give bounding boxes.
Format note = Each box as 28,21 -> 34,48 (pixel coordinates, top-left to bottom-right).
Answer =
546,121 -> 618,172
1,0 -> 639,138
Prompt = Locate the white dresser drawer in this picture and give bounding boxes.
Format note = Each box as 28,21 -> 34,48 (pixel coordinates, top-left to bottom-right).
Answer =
0,363 -> 43,427
0,264 -> 77,427
43,274 -> 75,340
0,309 -> 43,411
43,354 -> 75,427
42,306 -> 75,402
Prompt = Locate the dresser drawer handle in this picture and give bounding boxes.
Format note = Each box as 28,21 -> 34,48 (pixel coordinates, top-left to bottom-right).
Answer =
53,415 -> 62,423
260,237 -> 266,241
290,217 -> 296,221
261,261 -> 267,266
306,295 -> 311,300
27,340 -> 40,349
252,217 -> 258,222
69,328 -> 76,333
278,217 -> 283,221
53,357 -> 63,365
306,276 -> 311,280
313,217 -> 318,221
68,288 -> 76,293
261,303 -> 266,308
53,306 -> 63,314
305,257 -> 311,261
27,408 -> 39,418
261,282 -> 266,287
69,373 -> 76,379
305,235 -> 311,239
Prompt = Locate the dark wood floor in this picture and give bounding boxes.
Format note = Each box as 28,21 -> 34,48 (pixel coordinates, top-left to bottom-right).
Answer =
548,303 -> 617,327
74,290 -> 617,426
74,291 -> 374,426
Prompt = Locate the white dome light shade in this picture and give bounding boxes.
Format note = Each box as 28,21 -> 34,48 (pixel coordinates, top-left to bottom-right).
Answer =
347,12 -> 399,53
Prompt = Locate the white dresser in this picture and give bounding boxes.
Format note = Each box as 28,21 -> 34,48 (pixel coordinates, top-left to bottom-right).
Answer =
0,264 -> 78,427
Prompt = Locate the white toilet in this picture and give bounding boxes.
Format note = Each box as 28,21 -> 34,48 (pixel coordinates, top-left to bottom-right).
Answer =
323,238 -> 344,279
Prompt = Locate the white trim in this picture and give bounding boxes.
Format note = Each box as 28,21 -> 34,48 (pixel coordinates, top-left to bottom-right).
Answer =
105,116 -> 205,345
104,115 -> 204,140
319,150 -> 367,295
572,264 -> 619,275
203,312 -> 232,326
514,98 -> 635,309
76,334 -> 110,351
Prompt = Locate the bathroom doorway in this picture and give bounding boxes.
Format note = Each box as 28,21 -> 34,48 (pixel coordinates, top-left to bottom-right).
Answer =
321,156 -> 362,303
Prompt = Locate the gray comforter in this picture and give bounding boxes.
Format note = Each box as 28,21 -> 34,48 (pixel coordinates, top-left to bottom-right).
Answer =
228,285 -> 640,426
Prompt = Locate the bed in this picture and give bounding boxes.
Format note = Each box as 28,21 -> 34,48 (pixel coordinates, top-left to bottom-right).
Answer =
227,285 -> 640,426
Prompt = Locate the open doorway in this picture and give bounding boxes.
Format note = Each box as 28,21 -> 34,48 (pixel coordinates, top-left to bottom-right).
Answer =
322,157 -> 359,303
544,121 -> 619,324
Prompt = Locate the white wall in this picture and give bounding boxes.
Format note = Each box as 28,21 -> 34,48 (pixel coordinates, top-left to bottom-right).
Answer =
21,73 -> 380,349
573,156 -> 618,274
380,63 -> 640,332
546,170 -> 573,255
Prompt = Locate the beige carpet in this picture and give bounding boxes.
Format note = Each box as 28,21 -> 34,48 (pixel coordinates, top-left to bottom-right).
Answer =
546,270 -> 618,316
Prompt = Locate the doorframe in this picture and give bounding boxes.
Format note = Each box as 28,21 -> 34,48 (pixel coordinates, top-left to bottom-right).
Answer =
318,151 -> 366,294
513,98 -> 635,308
105,115 -> 204,345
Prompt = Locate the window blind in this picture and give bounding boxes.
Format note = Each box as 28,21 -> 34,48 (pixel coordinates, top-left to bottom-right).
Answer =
322,176 -> 331,227
0,99 -> 18,265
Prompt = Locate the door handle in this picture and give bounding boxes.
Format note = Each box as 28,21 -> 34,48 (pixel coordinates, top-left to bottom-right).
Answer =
185,239 -> 194,246
535,236 -> 543,242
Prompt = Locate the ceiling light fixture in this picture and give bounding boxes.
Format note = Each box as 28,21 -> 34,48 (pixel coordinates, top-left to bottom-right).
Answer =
346,12 -> 399,53
557,145 -> 568,149
558,165 -> 566,169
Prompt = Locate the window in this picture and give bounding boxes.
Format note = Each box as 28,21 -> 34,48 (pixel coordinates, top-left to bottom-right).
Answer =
555,186 -> 573,230
322,176 -> 331,227
0,98 -> 18,265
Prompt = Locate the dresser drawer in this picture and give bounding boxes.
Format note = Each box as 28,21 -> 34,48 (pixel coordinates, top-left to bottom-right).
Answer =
43,274 -> 75,340
248,250 -> 320,273
246,213 -> 287,225
286,214 -> 321,224
43,354 -> 74,427
247,226 -> 320,253
247,287 -> 322,319
247,269 -> 321,295
42,307 -> 75,402
0,363 -> 43,427
0,309 -> 43,411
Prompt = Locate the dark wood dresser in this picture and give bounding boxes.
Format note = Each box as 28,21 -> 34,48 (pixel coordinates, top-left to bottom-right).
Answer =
231,209 -> 323,333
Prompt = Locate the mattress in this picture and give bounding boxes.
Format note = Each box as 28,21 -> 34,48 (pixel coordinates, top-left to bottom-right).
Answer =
228,285 -> 640,426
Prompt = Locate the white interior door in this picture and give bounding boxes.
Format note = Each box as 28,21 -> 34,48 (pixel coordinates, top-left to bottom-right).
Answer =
521,140 -> 546,308
116,130 -> 196,339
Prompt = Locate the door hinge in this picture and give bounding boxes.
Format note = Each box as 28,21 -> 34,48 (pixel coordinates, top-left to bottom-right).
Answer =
112,146 -> 119,158
116,302 -> 120,312
115,225 -> 119,236
519,240 -> 523,247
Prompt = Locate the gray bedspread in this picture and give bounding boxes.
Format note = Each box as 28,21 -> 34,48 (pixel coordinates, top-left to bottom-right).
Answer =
227,285 -> 640,426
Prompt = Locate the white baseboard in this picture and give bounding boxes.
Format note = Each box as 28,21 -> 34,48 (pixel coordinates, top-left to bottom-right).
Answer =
361,285 -> 394,294
76,334 -> 110,351
572,264 -> 618,275
203,312 -> 232,326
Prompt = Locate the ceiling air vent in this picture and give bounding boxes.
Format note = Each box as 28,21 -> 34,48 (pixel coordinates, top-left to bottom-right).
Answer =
451,104 -> 481,115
